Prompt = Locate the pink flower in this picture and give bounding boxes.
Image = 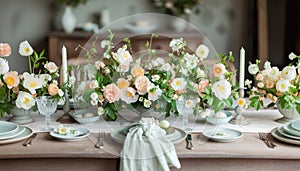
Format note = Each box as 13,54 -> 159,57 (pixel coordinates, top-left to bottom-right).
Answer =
131,66 -> 145,77
134,76 -> 150,95
212,63 -> 226,77
198,79 -> 209,96
103,83 -> 121,103
0,43 -> 11,57
48,83 -> 59,96
4,71 -> 20,89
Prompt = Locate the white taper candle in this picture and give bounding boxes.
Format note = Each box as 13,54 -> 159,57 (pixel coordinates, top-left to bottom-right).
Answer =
62,45 -> 68,84
239,47 -> 245,89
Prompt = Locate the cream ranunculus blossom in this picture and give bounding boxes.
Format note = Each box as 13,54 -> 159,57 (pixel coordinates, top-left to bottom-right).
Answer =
212,79 -> 232,100
19,40 -> 33,56
171,78 -> 187,91
4,71 -> 19,89
268,67 -> 280,81
276,79 -> 290,93
212,63 -> 226,77
248,64 -> 259,75
44,62 -> 58,73
120,87 -> 139,104
23,72 -> 44,94
281,66 -> 296,81
0,58 -> 9,75
114,47 -> 132,66
147,83 -> 162,101
134,76 -> 150,95
16,91 -> 35,110
195,44 -> 209,60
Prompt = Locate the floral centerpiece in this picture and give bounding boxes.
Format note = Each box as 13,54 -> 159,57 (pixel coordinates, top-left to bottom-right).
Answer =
0,41 -> 65,117
247,53 -> 300,114
75,31 -> 239,121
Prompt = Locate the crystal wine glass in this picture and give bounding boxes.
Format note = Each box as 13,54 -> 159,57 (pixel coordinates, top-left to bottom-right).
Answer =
36,96 -> 57,131
176,95 -> 196,131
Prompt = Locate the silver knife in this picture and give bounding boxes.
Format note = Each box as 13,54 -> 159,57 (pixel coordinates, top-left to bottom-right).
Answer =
186,133 -> 194,150
23,133 -> 37,147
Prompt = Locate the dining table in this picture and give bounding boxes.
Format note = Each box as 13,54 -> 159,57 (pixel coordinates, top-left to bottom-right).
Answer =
1,108 -> 300,171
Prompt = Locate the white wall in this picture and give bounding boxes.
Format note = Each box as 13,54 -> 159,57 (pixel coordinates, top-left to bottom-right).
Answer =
0,0 -> 249,72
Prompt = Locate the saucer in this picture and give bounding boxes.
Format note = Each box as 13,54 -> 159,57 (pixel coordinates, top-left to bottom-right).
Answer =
50,127 -> 90,141
202,128 -> 243,142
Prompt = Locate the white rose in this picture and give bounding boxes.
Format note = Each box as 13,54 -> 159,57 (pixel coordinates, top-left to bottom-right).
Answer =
276,79 -> 290,93
44,62 -> 58,73
289,52 -> 296,60
195,44 -> 209,60
248,64 -> 259,75
264,61 -> 271,70
169,38 -> 185,52
281,66 -> 296,81
0,58 -> 9,74
16,91 -> 35,110
268,67 -> 280,81
212,79 -> 232,100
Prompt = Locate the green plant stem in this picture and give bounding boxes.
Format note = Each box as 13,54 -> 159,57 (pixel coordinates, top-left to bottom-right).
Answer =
28,56 -> 32,74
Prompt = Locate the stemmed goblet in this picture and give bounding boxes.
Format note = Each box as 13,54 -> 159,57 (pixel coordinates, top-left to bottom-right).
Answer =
176,95 -> 196,131
36,96 -> 58,131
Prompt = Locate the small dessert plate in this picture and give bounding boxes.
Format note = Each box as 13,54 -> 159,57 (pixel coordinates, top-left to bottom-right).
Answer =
50,127 -> 90,141
291,120 -> 300,132
202,128 -> 243,142
282,123 -> 300,137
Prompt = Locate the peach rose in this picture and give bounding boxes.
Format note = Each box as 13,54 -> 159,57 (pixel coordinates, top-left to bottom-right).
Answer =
48,83 -> 59,96
257,82 -> 264,88
134,76 -> 149,95
131,66 -> 144,77
255,73 -> 264,81
198,79 -> 209,97
266,81 -> 274,89
0,43 -> 11,57
103,83 -> 121,103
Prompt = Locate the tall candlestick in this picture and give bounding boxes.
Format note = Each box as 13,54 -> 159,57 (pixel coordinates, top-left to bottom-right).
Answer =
239,47 -> 245,89
62,45 -> 68,84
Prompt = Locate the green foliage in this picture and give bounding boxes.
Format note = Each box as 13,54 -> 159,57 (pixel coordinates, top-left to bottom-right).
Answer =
57,0 -> 88,7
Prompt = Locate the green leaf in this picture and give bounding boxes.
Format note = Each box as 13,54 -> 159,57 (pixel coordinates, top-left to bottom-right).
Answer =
104,105 -> 117,121
224,98 -> 233,108
296,106 -> 300,115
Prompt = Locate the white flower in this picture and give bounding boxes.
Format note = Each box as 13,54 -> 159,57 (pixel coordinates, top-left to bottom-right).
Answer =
52,80 -> 58,85
89,80 -> 99,89
245,79 -> 252,87
90,92 -> 98,100
248,64 -> 259,75
58,89 -> 64,97
16,91 -> 35,110
195,44 -> 209,60
0,58 -> 9,74
212,79 -> 232,100
19,40 -> 33,56
69,76 -> 76,85
151,75 -> 160,82
212,63 -> 226,77
289,52 -> 296,60
116,64 -> 130,73
95,60 -> 105,70
171,78 -> 187,91
151,57 -> 165,67
196,68 -> 206,78
120,87 -> 139,104
184,53 -> 199,69
23,72 -> 44,94
276,79 -> 290,93
143,99 -> 151,108
91,99 -> 98,106
114,47 -> 132,65
160,63 -> 172,72
281,66 -> 296,81
100,40 -> 110,48
39,74 -> 51,86
251,87 -> 258,92
268,67 -> 280,81
169,38 -> 185,52
185,99 -> 196,108
147,83 -> 162,101
264,61 -> 271,70
44,62 -> 58,73
98,107 -> 104,115
58,125 -> 70,135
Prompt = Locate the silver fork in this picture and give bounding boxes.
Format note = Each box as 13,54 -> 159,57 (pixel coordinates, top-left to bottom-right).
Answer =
259,133 -> 276,148
95,132 -> 105,149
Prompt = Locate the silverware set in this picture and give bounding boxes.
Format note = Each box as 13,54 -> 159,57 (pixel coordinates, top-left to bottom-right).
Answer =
95,132 -> 105,149
259,133 -> 276,149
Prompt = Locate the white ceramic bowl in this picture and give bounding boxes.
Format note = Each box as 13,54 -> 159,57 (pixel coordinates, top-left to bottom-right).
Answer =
72,109 -> 100,125
206,111 -> 232,125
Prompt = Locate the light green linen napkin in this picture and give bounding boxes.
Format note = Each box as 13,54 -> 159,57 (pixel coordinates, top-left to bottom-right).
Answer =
120,118 -> 181,171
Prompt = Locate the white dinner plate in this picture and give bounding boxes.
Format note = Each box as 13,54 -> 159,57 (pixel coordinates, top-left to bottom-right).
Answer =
202,128 -> 243,142
291,120 -> 300,132
110,125 -> 186,145
50,127 -> 90,141
0,126 -> 25,140
277,126 -> 300,140
282,123 -> 300,137
0,121 -> 19,136
0,126 -> 33,145
271,128 -> 300,146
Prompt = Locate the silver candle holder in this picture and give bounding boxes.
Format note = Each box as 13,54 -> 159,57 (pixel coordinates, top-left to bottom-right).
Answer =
229,88 -> 249,125
56,93 -> 76,123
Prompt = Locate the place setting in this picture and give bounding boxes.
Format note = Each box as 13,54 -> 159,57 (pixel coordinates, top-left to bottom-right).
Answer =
0,121 -> 34,145
271,119 -> 300,146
